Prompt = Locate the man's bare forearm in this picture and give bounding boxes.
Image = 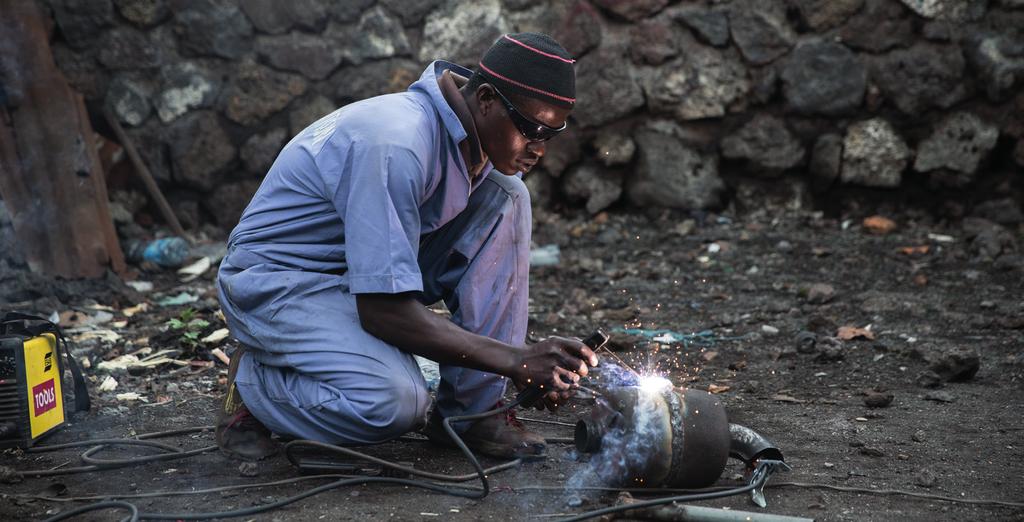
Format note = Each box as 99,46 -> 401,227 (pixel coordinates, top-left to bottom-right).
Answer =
355,292 -> 520,378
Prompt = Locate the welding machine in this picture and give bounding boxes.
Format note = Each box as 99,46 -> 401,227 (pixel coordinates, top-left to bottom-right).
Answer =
0,312 -> 90,449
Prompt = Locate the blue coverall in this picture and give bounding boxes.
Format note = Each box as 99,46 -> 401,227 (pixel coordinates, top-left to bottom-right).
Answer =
217,61 -> 531,444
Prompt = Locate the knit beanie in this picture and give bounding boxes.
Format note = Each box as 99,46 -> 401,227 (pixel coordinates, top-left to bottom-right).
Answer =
477,33 -> 576,109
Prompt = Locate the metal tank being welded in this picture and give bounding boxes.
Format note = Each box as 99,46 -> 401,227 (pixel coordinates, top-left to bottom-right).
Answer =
574,379 -> 781,489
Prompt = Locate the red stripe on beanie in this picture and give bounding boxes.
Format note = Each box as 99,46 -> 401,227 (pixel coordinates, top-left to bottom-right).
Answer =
502,34 -> 576,64
478,62 -> 576,104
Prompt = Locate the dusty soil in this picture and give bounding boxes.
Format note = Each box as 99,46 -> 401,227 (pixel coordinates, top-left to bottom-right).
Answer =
2,206 -> 1023,521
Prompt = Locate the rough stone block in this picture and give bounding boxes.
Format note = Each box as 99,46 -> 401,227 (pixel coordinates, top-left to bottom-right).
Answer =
642,36 -> 749,121
174,0 -> 253,59
576,46 -> 645,127
628,122 -> 725,209
781,41 -> 865,116
563,162 -> 624,214
222,62 -> 307,126
241,128 -> 288,175
870,43 -> 967,115
418,0 -> 508,65
239,0 -> 328,34
722,114 -> 804,172
728,0 -> 795,65
841,118 -> 910,188
168,111 -> 236,192
155,62 -> 219,123
914,111 -> 999,176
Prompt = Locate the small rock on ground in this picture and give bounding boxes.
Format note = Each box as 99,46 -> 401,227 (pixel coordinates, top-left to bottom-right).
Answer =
928,348 -> 980,382
914,468 -> 938,488
924,390 -> 956,403
864,391 -> 894,408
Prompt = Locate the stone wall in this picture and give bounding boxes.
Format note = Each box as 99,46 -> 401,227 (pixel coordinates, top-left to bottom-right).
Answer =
42,0 -> 1024,230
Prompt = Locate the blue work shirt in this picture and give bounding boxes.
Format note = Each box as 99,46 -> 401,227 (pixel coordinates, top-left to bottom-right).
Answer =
226,61 -> 491,295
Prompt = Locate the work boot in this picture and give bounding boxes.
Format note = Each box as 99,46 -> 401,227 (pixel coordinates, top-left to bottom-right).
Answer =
422,403 -> 546,460
215,347 -> 279,460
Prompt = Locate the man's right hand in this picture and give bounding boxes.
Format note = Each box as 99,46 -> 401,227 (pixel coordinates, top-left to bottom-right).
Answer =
510,336 -> 599,394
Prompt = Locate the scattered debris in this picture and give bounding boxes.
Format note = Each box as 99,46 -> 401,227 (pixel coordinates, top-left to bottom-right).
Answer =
238,462 -> 259,477
859,446 -> 885,457
795,331 -> 818,354
771,393 -> 805,403
924,390 -> 955,403
97,355 -> 140,373
864,391 -> 894,408
126,280 -> 154,293
927,233 -> 955,243
210,347 -> 231,365
60,309 -> 113,328
863,215 -> 897,235
202,328 -> 230,344
928,348 -> 980,382
708,384 -> 731,394
914,468 -> 937,488
122,302 -> 149,317
898,245 -> 930,255
529,244 -> 561,267
98,375 -> 118,392
126,237 -> 191,268
158,292 -> 200,307
0,465 -> 19,484
815,337 -> 845,362
836,325 -> 875,341
178,256 -> 213,282
613,328 -> 751,347
73,329 -> 122,343
804,283 -> 836,304
916,370 -> 943,388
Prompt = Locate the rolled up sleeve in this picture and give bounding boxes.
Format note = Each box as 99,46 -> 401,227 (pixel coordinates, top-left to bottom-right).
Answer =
337,144 -> 426,294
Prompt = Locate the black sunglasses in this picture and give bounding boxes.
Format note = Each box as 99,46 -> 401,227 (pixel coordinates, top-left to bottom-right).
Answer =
490,86 -> 567,142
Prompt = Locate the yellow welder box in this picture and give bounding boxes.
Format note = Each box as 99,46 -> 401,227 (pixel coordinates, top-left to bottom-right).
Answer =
0,332 -> 67,448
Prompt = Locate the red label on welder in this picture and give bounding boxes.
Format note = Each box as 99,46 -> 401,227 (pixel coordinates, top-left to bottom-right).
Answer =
32,379 -> 57,416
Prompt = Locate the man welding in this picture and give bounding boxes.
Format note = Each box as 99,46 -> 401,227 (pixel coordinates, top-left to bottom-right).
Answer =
215,33 -> 598,461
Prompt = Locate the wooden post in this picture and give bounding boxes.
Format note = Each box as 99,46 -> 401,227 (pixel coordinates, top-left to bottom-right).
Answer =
0,0 -> 126,278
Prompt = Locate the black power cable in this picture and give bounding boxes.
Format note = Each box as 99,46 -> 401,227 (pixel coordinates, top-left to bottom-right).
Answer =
42,501 -> 139,522
19,427 -> 216,478
41,389 -> 542,521
32,387 -> 782,521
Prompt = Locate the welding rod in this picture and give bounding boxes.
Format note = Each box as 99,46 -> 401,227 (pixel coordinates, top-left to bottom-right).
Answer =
606,501 -> 815,522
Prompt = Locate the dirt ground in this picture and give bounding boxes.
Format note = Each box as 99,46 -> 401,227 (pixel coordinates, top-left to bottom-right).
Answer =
2,206 -> 1023,521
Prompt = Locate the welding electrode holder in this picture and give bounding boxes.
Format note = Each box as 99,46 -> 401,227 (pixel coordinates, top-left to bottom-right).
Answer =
515,330 -> 609,409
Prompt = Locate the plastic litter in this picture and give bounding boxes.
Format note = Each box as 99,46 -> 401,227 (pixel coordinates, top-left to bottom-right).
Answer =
613,327 -> 754,347
157,292 -> 199,307
126,237 -> 190,268
178,257 -> 212,282
415,355 -> 440,392
529,244 -> 560,267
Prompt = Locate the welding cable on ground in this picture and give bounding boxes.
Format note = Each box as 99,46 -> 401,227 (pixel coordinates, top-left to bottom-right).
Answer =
17,427 -> 216,478
284,439 -> 522,482
42,500 -> 139,522
13,479 -> 738,504
42,391 -> 538,521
